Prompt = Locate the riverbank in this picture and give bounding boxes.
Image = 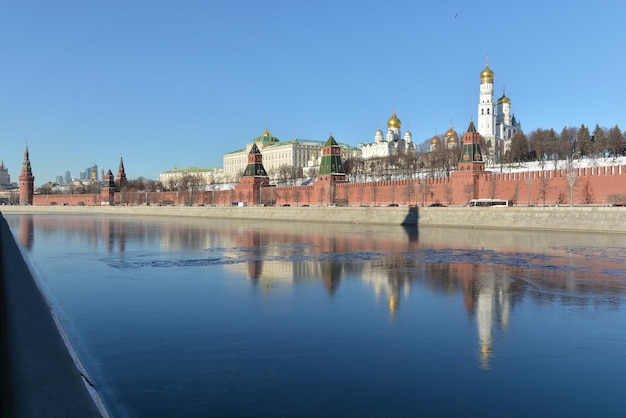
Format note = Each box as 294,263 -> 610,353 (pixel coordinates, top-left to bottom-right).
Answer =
2,204 -> 626,233
0,216 -> 107,417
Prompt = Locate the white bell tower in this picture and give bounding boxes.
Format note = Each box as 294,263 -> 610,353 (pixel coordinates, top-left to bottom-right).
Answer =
477,56 -> 496,145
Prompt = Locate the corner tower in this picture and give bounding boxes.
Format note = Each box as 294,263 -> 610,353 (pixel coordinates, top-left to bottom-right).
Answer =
19,144 -> 34,205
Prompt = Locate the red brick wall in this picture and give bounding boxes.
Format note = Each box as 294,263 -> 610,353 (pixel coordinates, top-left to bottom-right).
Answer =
32,165 -> 626,207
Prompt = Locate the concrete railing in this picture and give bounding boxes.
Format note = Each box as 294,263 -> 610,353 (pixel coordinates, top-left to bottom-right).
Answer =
0,215 -> 108,417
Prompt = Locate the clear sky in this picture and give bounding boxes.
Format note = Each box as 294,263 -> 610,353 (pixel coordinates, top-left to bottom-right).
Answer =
2,0 -> 625,185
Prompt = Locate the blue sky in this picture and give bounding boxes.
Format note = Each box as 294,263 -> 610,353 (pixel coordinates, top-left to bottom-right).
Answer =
2,0 -> 625,185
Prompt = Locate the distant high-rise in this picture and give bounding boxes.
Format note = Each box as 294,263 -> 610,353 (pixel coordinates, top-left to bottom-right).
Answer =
0,160 -> 10,188
65,171 -> 71,184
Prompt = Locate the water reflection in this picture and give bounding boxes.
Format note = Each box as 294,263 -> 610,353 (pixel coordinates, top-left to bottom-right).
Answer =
5,214 -> 626,416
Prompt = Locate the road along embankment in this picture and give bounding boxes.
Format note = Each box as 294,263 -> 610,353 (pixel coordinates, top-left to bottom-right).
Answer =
0,215 -> 108,417
2,204 -> 626,233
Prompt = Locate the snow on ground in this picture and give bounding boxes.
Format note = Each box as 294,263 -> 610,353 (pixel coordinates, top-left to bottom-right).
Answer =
489,156 -> 626,174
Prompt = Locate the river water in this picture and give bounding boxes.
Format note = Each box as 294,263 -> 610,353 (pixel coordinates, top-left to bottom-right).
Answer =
5,213 -> 626,417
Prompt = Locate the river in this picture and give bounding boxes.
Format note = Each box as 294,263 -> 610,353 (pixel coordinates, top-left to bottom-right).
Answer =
5,213 -> 626,417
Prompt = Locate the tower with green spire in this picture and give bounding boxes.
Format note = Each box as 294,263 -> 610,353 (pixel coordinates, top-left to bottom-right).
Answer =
317,134 -> 346,181
458,120 -> 485,173
315,134 -> 347,206
235,142 -> 271,205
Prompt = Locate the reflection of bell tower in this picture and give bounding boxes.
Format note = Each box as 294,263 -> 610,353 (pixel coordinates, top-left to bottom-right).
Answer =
320,261 -> 342,295
19,144 -> 34,205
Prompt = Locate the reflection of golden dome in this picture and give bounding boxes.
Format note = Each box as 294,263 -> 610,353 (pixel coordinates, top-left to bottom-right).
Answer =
430,135 -> 441,145
388,294 -> 399,315
444,126 -> 459,144
387,111 -> 401,129
497,95 -> 510,104
480,56 -> 494,84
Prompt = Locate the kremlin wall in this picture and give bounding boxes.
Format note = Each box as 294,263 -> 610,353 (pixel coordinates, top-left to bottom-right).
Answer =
23,123 -> 626,209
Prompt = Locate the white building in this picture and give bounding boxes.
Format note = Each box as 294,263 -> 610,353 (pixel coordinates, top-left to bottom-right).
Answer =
159,167 -> 224,188
477,57 -> 522,158
360,111 -> 417,159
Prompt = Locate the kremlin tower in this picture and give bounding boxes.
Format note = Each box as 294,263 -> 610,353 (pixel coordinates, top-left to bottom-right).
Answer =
19,144 -> 34,205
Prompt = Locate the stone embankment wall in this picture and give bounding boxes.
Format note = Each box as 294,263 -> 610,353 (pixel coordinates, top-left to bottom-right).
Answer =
3,205 -> 626,233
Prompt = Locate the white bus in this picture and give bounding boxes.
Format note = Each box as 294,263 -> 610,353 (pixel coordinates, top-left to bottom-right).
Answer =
470,198 -> 513,207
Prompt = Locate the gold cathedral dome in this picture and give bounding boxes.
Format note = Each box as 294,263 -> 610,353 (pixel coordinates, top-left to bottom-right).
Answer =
498,94 -> 511,104
444,125 -> 459,144
430,134 -> 441,145
387,111 -> 401,129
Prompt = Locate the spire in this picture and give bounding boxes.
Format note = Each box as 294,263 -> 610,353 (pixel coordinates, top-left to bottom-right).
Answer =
467,119 -> 477,133
19,143 -> 34,205
21,143 -> 32,175
116,153 -> 127,188
242,143 -> 268,177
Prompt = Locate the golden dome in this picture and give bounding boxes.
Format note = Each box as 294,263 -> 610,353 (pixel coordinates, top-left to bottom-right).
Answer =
498,95 -> 510,104
444,126 -> 459,144
261,128 -> 271,137
387,111 -> 401,129
430,135 -> 441,145
480,56 -> 494,84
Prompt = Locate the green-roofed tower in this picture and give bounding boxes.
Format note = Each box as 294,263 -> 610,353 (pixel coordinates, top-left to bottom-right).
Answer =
242,143 -> 268,178
458,119 -> 486,173
317,134 -> 345,179
235,142 -> 271,206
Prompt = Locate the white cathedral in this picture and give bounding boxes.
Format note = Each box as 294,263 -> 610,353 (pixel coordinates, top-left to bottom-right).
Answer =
359,111 -> 417,159
477,56 -> 522,158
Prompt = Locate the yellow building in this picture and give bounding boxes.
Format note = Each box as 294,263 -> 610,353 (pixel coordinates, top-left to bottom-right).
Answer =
224,129 -> 360,177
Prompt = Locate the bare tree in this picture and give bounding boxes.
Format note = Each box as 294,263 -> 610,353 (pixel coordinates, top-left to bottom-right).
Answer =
580,179 -> 595,204
444,184 -> 453,205
293,189 -> 301,206
488,175 -> 497,199
509,131 -> 529,163
537,173 -> 551,206
463,184 -> 474,204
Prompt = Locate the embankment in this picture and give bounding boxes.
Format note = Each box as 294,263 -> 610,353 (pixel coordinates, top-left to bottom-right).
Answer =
2,204 -> 626,233
0,215 -> 107,417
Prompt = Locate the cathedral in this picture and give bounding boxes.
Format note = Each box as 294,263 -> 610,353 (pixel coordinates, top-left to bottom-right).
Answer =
359,111 -> 417,159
